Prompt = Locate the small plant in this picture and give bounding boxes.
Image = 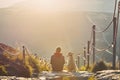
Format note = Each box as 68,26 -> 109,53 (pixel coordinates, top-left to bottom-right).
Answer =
79,66 -> 86,71
92,60 -> 108,73
88,75 -> 96,80
39,59 -> 51,71
24,63 -> 33,77
28,55 -> 41,73
0,65 -> 7,75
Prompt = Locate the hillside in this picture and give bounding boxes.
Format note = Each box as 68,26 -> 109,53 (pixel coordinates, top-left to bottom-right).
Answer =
0,43 -> 50,77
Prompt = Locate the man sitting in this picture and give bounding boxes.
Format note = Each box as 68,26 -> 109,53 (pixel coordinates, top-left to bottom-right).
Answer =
50,47 -> 65,72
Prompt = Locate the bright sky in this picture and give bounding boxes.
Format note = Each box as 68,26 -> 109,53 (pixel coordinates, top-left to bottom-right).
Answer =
0,0 -> 115,12
0,0 -> 24,8
0,0 -> 116,57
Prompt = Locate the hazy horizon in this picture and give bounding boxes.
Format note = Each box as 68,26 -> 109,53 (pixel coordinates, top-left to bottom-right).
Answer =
0,0 -> 115,12
0,0 -> 118,59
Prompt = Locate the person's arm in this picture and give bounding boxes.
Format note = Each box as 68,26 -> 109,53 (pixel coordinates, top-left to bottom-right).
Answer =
63,56 -> 65,64
50,56 -> 53,64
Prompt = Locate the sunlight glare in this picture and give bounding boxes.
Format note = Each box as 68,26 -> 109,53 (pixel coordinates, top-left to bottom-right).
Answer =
27,0 -> 57,11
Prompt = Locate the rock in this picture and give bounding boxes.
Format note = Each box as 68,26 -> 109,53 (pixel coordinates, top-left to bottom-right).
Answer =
95,70 -> 120,80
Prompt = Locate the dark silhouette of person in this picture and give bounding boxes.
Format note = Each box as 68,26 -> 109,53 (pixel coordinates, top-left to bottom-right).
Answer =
50,47 -> 65,72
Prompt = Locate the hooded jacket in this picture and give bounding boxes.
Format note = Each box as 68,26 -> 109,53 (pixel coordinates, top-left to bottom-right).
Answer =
51,53 -> 65,71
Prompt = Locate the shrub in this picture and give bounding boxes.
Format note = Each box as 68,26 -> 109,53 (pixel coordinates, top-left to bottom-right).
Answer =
92,60 -> 108,73
88,76 -> 96,80
39,60 -> 51,71
80,66 -> 86,71
24,63 -> 33,77
0,65 -> 7,75
106,62 -> 112,69
28,55 -> 41,73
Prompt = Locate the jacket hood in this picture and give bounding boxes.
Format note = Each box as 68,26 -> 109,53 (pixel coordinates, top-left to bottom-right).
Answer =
54,53 -> 62,57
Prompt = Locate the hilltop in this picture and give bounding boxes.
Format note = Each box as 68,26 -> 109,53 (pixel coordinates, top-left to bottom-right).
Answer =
0,43 -> 50,77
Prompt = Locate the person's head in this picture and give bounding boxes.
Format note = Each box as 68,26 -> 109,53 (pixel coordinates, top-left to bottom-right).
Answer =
56,47 -> 61,53
67,52 -> 73,57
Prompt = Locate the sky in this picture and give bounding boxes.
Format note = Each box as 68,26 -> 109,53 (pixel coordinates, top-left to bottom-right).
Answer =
0,0 -> 117,58
0,0 -> 115,12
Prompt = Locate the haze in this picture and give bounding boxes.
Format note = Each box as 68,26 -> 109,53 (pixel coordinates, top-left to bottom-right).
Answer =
0,0 -> 115,58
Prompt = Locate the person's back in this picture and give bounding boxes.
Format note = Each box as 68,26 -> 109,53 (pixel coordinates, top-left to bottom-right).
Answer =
50,47 -> 65,71
67,52 -> 77,72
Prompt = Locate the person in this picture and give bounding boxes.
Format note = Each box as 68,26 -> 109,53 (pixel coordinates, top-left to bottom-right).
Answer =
50,47 -> 65,71
67,52 -> 78,72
